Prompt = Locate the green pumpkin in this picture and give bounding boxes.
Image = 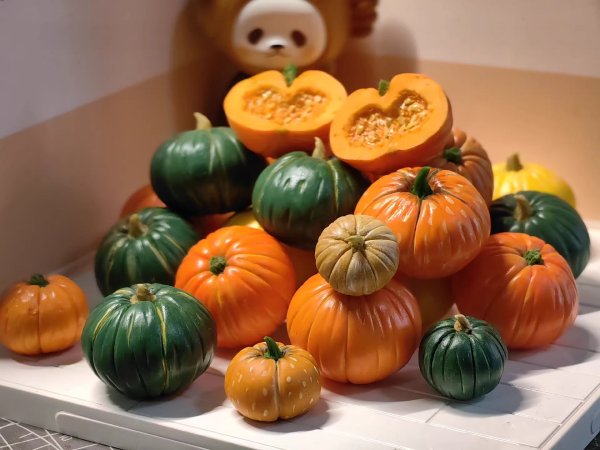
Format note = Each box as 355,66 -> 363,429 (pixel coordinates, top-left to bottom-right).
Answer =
252,139 -> 367,249
81,283 -> 216,399
150,113 -> 266,216
490,191 -> 590,278
419,315 -> 507,401
95,207 -> 198,296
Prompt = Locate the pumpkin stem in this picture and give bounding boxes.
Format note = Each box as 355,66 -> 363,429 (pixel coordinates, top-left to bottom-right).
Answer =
411,167 -> 434,199
311,137 -> 329,160
345,235 -> 366,252
513,194 -> 533,221
128,214 -> 148,238
194,112 -> 212,130
524,249 -> 544,266
29,273 -> 49,287
444,147 -> 463,165
263,336 -> 284,361
454,314 -> 473,333
283,64 -> 298,87
506,153 -> 523,171
132,284 -> 155,303
210,256 -> 227,275
378,79 -> 390,96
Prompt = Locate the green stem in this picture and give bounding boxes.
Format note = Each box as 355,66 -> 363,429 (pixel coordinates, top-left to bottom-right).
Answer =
454,314 -> 473,333
513,194 -> 533,221
311,137 -> 328,160
283,64 -> 298,87
263,336 -> 284,361
444,147 -> 463,165
210,256 -> 227,275
132,284 -> 155,303
345,235 -> 366,252
524,249 -> 544,266
193,112 -> 212,130
506,153 -> 523,171
128,214 -> 147,238
411,167 -> 433,199
29,274 -> 49,287
378,79 -> 390,96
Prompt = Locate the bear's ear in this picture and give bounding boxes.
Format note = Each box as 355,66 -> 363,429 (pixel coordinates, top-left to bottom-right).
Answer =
349,0 -> 378,37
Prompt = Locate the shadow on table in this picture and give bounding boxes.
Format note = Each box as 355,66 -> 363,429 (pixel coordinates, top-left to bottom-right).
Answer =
9,344 -> 84,367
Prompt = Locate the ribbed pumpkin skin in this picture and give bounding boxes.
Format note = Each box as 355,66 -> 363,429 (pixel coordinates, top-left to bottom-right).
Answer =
81,284 -> 216,399
287,274 -> 421,384
150,127 -> 266,216
252,151 -> 367,249
490,191 -> 590,278
419,316 -> 507,400
95,208 -> 198,296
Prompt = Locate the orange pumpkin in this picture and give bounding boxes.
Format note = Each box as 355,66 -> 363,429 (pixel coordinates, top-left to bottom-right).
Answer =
175,226 -> 296,348
287,274 -> 421,384
188,212 -> 235,237
224,66 -> 347,158
355,166 -> 490,279
427,128 -> 493,205
225,337 -> 321,422
120,184 -> 165,217
0,274 -> 89,355
224,209 -> 317,287
330,73 -> 453,174
452,232 -> 578,349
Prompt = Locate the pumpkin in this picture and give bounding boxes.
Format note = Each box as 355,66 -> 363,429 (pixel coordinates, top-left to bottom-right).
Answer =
0,274 -> 88,356
419,314 -> 507,401
490,191 -> 590,278
330,73 -> 453,174
427,128 -> 493,205
120,184 -> 165,217
493,153 -> 576,207
150,113 -> 266,217
252,138 -> 367,250
224,65 -> 347,158
315,214 -> 398,296
452,232 -> 578,349
188,212 -> 235,237
355,166 -> 491,279
175,226 -> 296,348
287,274 -> 421,384
225,337 -> 321,422
224,210 -> 317,287
81,283 -> 216,399
95,207 -> 198,296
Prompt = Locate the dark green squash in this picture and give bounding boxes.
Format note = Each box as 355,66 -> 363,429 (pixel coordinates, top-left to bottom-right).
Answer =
81,283 -> 216,399
490,191 -> 590,278
150,113 -> 266,216
95,207 -> 198,296
252,139 -> 367,249
419,314 -> 507,401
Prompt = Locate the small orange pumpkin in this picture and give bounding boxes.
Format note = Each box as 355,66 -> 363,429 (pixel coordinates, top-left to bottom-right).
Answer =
330,73 -> 453,174
175,226 -> 296,348
452,232 -> 578,349
355,166 -> 490,279
224,65 -> 347,158
287,274 -> 421,384
0,274 -> 89,355
120,184 -> 165,217
225,337 -> 321,422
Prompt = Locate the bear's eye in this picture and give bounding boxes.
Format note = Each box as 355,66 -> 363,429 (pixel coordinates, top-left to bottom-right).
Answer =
248,28 -> 264,44
291,30 -> 307,47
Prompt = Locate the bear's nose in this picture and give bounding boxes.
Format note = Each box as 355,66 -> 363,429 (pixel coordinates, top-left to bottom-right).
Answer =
270,44 -> 285,50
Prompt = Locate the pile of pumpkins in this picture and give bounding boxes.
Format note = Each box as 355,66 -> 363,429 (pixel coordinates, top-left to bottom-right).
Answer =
0,67 -> 591,422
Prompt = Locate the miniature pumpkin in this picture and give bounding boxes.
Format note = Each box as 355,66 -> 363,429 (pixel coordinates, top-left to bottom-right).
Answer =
252,138 -> 367,249
95,208 -> 198,296
493,153 -> 576,207
224,65 -> 347,158
427,128 -> 493,205
330,74 -> 453,174
452,232 -> 578,349
224,209 -> 317,287
287,274 -> 421,384
0,274 -> 89,356
81,283 -> 216,399
419,314 -> 507,401
355,167 -> 490,279
315,214 -> 398,295
490,191 -> 590,278
225,337 -> 321,422
175,226 -> 296,348
120,184 -> 165,217
150,113 -> 266,217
